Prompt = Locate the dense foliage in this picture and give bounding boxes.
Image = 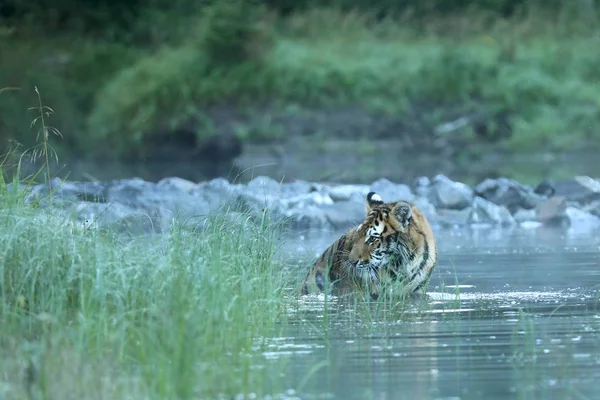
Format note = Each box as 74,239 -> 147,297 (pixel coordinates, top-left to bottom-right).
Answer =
1,0 -> 599,162
4,0 -> 596,33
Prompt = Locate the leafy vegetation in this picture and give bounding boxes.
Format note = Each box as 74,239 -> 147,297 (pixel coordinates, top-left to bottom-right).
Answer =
2,1 -> 600,161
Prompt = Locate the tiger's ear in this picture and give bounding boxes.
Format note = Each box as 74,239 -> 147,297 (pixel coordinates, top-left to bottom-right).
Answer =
366,191 -> 384,213
392,201 -> 412,230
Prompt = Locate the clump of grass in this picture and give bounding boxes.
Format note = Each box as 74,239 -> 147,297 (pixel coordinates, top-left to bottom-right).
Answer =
0,184 -> 293,398
26,86 -> 63,191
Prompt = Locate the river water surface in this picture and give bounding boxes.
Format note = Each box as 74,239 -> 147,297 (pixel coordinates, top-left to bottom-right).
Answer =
260,226 -> 600,400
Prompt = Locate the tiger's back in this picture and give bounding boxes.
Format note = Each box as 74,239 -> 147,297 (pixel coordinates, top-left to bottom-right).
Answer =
298,226 -> 360,295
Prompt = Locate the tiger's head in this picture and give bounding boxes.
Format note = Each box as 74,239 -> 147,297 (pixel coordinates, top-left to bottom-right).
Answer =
347,191 -> 414,277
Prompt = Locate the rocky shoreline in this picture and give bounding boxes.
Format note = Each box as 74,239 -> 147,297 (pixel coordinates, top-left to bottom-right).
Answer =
14,174 -> 600,234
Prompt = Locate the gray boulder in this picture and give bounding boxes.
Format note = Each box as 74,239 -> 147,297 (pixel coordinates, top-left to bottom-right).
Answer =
193,178 -> 242,210
369,178 -> 413,203
281,191 -> 334,209
157,176 -> 199,192
469,197 -> 515,226
582,199 -> 600,217
322,199 -> 365,230
279,180 -> 313,197
328,184 -> 370,202
71,201 -> 162,234
427,174 -> 474,210
246,175 -> 282,195
412,176 -> 431,197
107,178 -> 210,222
25,178 -> 107,205
281,205 -> 330,231
13,173 -> 600,235
565,207 -> 600,230
513,208 -> 537,224
436,208 -> 472,227
533,179 -> 556,197
553,176 -> 600,204
474,177 -> 546,213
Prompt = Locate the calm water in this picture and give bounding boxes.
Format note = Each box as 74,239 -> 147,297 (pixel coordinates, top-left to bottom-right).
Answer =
262,226 -> 600,400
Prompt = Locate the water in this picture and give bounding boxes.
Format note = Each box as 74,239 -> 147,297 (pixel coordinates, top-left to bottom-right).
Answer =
262,226 -> 600,400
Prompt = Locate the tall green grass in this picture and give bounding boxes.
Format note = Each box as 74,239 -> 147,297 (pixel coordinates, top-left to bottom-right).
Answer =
0,181 -> 293,399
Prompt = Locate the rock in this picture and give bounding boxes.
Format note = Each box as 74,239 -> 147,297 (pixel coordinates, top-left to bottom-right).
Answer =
369,178 -> 413,203
194,178 -> 242,209
535,196 -> 568,226
412,176 -> 431,197
224,177 -> 286,217
582,200 -> 600,217
328,184 -> 370,202
203,177 -> 232,191
513,208 -> 537,224
436,208 -> 472,227
474,177 -> 545,213
565,207 -> 600,231
322,199 -> 365,230
307,182 -> 330,194
282,192 -> 334,209
105,178 -> 151,207
534,179 -> 556,197
282,205 -> 330,231
246,176 -> 282,195
71,201 -> 161,234
427,174 -> 474,210
469,197 -> 515,226
553,176 -> 600,204
12,174 -> 600,235
107,178 -> 210,222
157,177 -> 199,192
25,180 -> 107,204
231,191 -> 277,216
280,180 -> 312,197
47,177 -> 61,188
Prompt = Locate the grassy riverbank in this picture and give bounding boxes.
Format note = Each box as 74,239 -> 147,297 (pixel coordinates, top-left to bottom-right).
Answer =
0,181 -> 294,398
2,4 -> 600,162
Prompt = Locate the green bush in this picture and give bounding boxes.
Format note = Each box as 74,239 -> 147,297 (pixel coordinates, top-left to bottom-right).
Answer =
0,37 -> 141,157
201,0 -> 273,66
5,3 -> 600,158
263,0 -> 591,18
87,11 -> 600,154
86,46 -> 205,157
86,0 -> 276,158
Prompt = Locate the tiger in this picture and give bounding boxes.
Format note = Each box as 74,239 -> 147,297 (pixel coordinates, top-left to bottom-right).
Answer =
299,191 -> 438,299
